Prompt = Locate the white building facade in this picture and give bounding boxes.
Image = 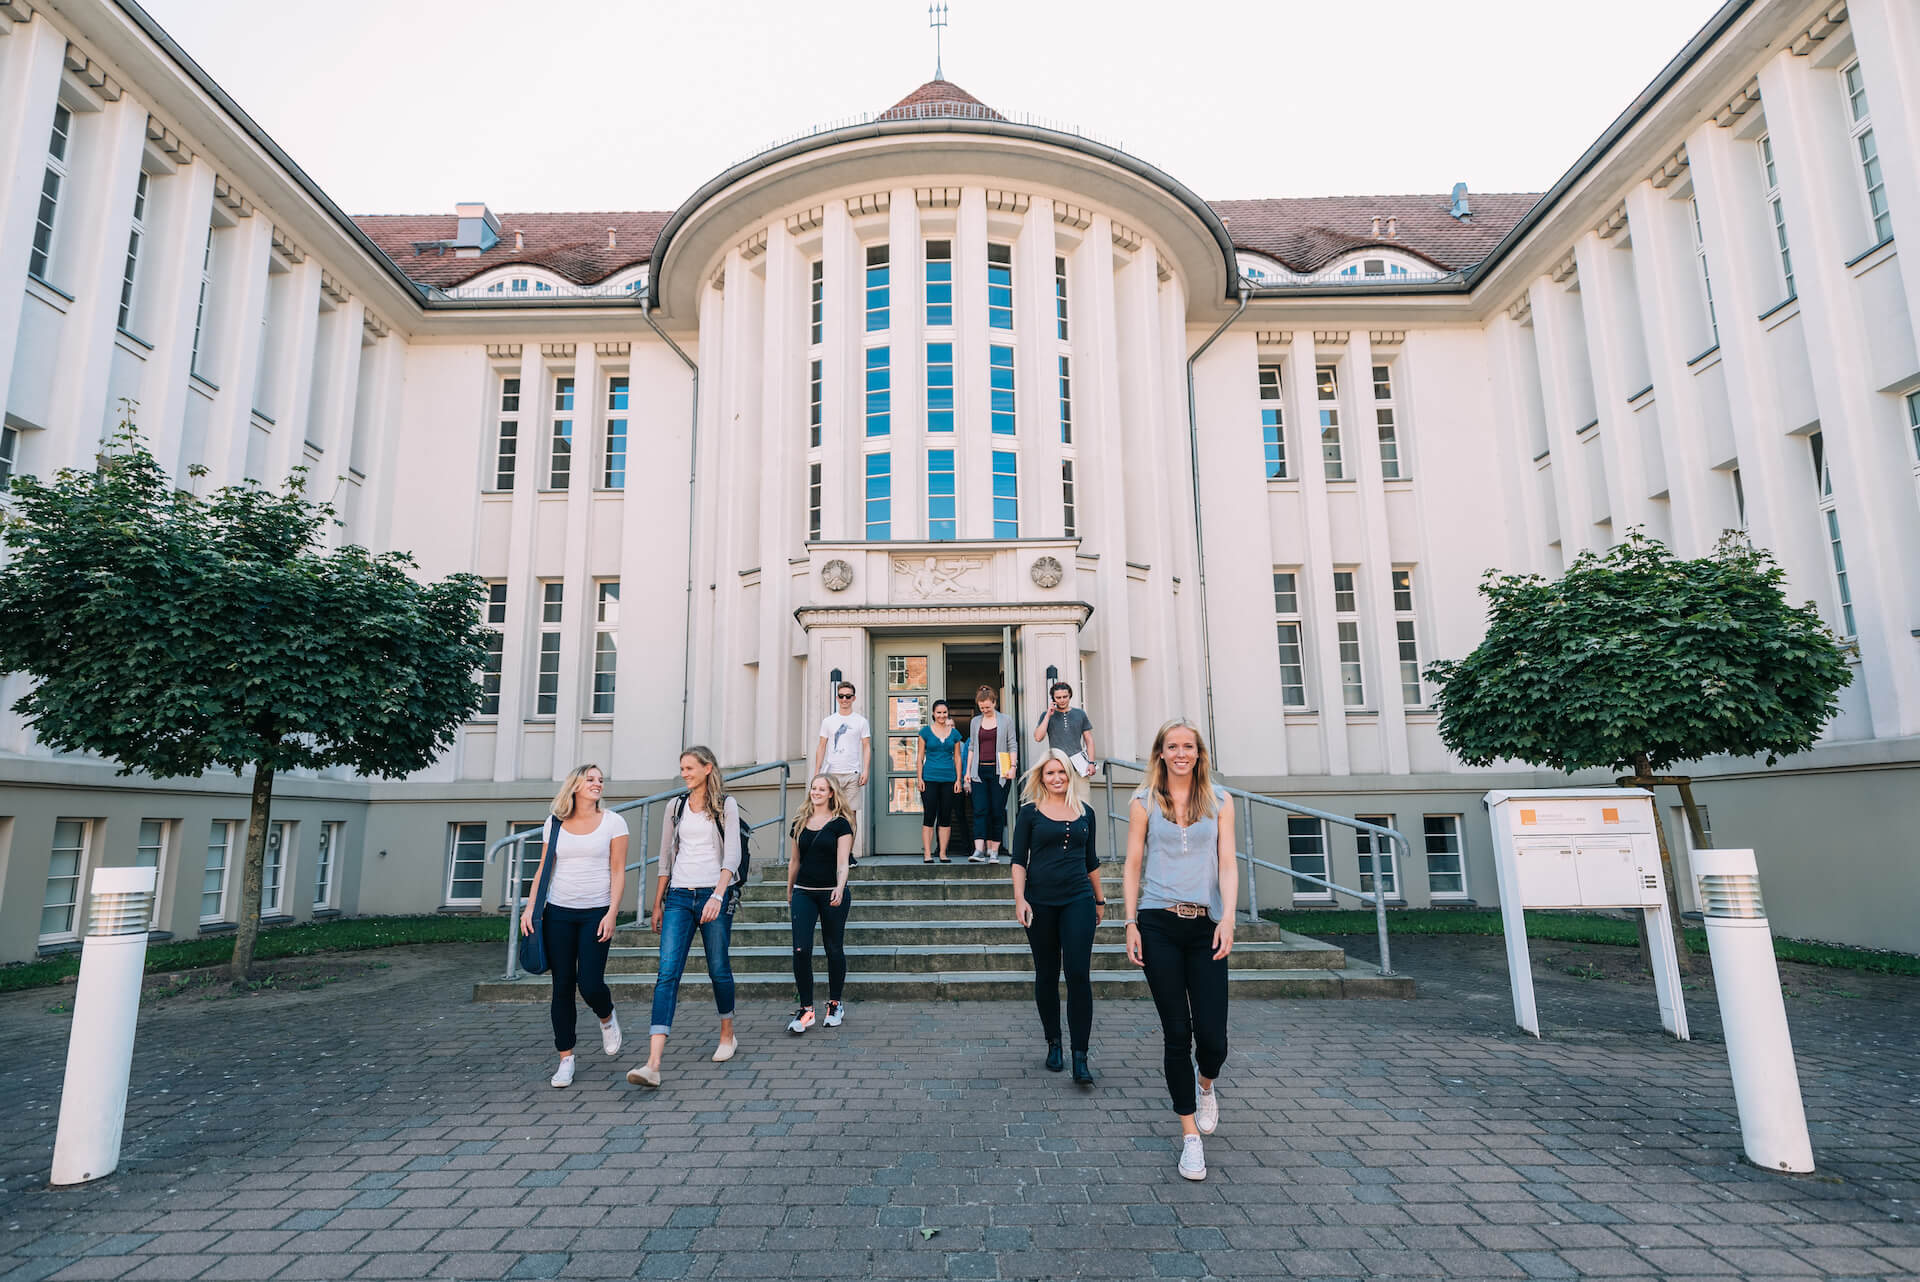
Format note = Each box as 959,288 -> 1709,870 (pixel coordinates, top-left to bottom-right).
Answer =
1,0 -> 1916,960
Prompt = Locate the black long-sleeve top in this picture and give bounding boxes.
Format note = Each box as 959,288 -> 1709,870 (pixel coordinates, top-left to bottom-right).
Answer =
1009,802 -> 1100,906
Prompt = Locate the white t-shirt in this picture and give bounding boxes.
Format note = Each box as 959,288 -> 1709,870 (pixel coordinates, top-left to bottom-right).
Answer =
671,805 -> 724,889
546,809 -> 628,909
818,712 -> 871,775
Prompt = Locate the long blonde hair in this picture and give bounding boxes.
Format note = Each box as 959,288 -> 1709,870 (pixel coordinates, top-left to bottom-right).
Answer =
1144,719 -> 1218,823
1020,749 -> 1087,809
679,745 -> 728,826
792,772 -> 856,837
551,763 -> 604,820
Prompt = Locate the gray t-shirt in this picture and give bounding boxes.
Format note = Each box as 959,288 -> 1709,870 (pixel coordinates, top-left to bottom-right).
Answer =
1135,788 -> 1224,922
1038,706 -> 1093,758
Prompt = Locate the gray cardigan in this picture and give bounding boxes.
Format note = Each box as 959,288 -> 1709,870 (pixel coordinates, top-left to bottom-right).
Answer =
964,712 -> 1019,784
657,794 -> 743,886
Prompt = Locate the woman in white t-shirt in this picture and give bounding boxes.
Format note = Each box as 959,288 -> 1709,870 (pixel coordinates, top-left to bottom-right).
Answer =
518,763 -> 628,1088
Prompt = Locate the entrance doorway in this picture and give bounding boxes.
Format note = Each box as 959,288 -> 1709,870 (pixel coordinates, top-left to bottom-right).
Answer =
869,635 -> 1006,856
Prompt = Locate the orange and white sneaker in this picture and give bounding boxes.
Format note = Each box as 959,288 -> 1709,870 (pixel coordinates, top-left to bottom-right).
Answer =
824,1000 -> 845,1027
787,1005 -> 816,1035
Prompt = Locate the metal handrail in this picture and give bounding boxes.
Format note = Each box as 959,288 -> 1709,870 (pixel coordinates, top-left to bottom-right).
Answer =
1100,758 -> 1400,976
488,760 -> 792,980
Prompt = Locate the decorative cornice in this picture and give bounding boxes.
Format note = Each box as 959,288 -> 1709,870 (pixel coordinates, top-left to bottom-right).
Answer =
795,602 -> 1092,629
916,187 -> 960,209
485,343 -> 522,361
984,190 -> 1030,214
1550,251 -> 1578,284
1506,295 -> 1532,324
1713,77 -> 1763,128
362,311 -> 389,340
1110,223 -> 1142,252
1053,202 -> 1092,231
270,225 -> 304,264
146,115 -> 193,166
1595,202 -> 1629,240
212,176 -> 253,218
1312,330 -> 1349,346
319,270 -> 349,304
1,1 -> 36,27
709,263 -> 725,292
1156,257 -> 1173,282
1368,330 -> 1405,347
540,343 -> 576,360
845,191 -> 890,218
1790,2 -> 1847,56
64,42 -> 122,101
1254,330 -> 1292,346
595,341 -> 631,358
737,229 -> 767,260
785,206 -> 824,234
1649,144 -> 1689,189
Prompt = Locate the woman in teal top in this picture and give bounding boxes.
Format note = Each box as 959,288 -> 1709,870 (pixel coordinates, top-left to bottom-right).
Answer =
916,700 -> 967,863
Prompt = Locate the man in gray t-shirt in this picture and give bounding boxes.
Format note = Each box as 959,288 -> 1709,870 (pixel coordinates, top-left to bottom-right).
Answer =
1034,681 -> 1095,774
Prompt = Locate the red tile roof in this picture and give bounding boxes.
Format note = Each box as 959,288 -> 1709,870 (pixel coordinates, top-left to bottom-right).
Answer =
353,210 -> 669,290
1209,192 -> 1541,275
877,78 -> 1006,123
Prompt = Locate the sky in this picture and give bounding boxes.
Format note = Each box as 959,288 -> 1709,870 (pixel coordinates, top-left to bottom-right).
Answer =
136,0 -> 1730,217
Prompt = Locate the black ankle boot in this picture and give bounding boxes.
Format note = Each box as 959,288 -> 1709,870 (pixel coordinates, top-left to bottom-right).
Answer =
1045,1041 -> 1065,1073
1071,1052 -> 1095,1086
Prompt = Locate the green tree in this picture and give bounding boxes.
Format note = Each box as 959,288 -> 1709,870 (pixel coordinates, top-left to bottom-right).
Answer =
0,420 -> 488,981
1425,531 -> 1851,969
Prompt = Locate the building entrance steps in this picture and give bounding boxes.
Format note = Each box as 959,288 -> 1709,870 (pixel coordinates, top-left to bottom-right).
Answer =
472,854 -> 1413,1001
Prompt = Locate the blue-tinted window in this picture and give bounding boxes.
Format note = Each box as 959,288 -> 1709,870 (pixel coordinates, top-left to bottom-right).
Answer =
604,376 -> 628,489
925,240 -> 952,327
1258,365 -> 1286,479
927,343 -> 954,433
809,359 -> 823,448
1058,355 -> 1072,444
809,260 -> 824,344
1054,256 -> 1069,339
992,450 -> 1018,539
988,243 -> 1013,330
928,449 -> 956,540
866,244 -> 890,332
866,346 -> 891,437
990,345 -> 1015,435
865,452 -> 891,540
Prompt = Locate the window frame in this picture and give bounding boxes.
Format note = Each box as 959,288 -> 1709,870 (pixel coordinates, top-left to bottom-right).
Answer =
809,259 -> 825,345
1316,364 -> 1345,480
1757,133 -> 1795,300
925,239 -> 953,327
1355,815 -> 1399,900
1272,570 -> 1308,708
40,818 -> 93,945
1054,255 -> 1069,340
865,243 -> 891,332
477,581 -> 507,718
1688,196 -> 1719,348
926,342 -> 954,434
602,374 -> 628,490
315,820 -> 343,911
135,817 -> 170,930
201,821 -> 236,925
865,346 -> 891,438
118,168 -> 151,332
928,448 -> 957,541
190,222 -> 216,377
987,242 -> 1014,330
444,822 -> 489,907
1423,814 -> 1467,900
807,461 -> 822,541
28,102 -> 72,282
992,449 -> 1019,539
1373,362 -> 1405,481
865,452 -> 891,540
809,359 -> 824,448
591,581 -> 619,717
1285,815 -> 1333,904
1809,431 -> 1858,638
1391,568 -> 1423,707
1842,60 -> 1893,245
1258,364 -> 1287,480
260,819 -> 293,919
506,820 -> 545,905
0,424 -> 19,492
1332,569 -> 1366,707
492,376 -> 521,491
535,581 -> 564,716
989,345 -> 1015,435
1061,458 -> 1077,540
547,375 -> 575,490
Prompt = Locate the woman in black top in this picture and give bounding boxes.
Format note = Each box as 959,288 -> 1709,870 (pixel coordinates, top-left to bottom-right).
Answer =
1009,749 -> 1106,1086
786,773 -> 855,1034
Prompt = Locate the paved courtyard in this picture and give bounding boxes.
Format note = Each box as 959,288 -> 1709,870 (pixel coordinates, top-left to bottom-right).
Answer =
0,934 -> 1915,1282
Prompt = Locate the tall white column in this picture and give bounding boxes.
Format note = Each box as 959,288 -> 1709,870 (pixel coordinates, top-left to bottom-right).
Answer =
552,342 -> 598,778
1484,313 -> 1553,574
1346,330 -> 1410,775
888,189 -> 925,539
1527,275 -> 1604,552
1574,232 -> 1662,537
137,163 -> 216,473
1016,198 -> 1060,537
955,189 -> 992,535
0,21 -> 66,421
1848,0 -> 1920,326
756,222 -> 804,766
1283,331 -> 1349,777
493,344 -> 546,783
1077,218 -> 1135,755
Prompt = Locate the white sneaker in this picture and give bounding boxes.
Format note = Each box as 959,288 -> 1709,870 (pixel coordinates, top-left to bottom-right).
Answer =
549,1055 -> 576,1089
1178,1134 -> 1207,1181
600,1012 -> 622,1056
987,853 -> 1000,865
824,1000 -> 845,1027
967,851 -> 988,864
1195,1083 -> 1219,1135
788,1006 -> 815,1035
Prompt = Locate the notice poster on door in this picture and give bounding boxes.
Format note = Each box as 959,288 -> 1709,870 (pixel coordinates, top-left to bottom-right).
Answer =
888,656 -> 929,691
889,737 -> 921,772
890,696 -> 922,730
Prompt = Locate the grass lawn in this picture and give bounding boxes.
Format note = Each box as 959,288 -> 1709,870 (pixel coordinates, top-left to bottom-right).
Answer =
0,915 -> 506,994
1263,907 -> 1920,977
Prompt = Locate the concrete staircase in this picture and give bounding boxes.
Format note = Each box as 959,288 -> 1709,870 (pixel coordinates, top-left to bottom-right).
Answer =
471,855 -> 1412,1002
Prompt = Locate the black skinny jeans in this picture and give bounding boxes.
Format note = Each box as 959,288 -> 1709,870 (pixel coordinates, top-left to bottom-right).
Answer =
790,886 -> 852,1007
1024,896 -> 1096,1053
543,904 -> 614,1052
921,782 -> 960,830
1137,909 -> 1229,1116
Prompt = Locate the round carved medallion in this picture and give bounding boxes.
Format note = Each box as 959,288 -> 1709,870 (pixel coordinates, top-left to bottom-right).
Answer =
821,558 -> 854,592
1029,555 -> 1064,589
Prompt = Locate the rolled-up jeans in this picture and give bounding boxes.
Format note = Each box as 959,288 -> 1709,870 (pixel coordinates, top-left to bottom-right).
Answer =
650,886 -> 735,1036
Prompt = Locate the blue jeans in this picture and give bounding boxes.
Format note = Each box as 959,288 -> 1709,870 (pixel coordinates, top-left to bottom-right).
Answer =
650,886 -> 735,1036
971,774 -> 1010,846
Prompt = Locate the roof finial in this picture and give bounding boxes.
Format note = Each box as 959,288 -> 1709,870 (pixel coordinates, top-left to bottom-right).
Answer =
929,2 -> 948,81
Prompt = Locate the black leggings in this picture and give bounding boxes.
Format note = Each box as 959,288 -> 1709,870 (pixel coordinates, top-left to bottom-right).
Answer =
791,886 -> 851,1006
543,904 -> 614,1052
1138,909 -> 1229,1116
921,782 -> 960,829
1024,897 -> 1096,1053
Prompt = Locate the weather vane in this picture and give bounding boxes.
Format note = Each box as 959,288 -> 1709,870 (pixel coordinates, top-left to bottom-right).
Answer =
929,2 -> 948,81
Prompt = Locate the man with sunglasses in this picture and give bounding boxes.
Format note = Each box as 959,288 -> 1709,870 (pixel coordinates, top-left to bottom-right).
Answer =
814,682 -> 871,859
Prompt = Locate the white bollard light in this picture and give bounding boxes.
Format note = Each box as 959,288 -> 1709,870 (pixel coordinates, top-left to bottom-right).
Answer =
51,866 -> 157,1186
1693,848 -> 1814,1173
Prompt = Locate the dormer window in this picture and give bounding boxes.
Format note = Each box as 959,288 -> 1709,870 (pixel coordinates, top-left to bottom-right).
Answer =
1339,258 -> 1409,278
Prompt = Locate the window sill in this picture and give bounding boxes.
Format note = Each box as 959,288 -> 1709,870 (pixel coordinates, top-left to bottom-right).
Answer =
1845,235 -> 1895,271
438,904 -> 487,915
1685,344 -> 1720,369
1532,448 -> 1551,464
311,907 -> 341,919
1427,897 -> 1477,908
1627,384 -> 1655,404
115,326 -> 154,352
1383,477 -> 1413,487
348,466 -> 367,482
26,273 -> 74,308
1343,709 -> 1380,720
259,913 -> 293,927
199,920 -> 236,934
36,938 -> 80,956
189,371 -> 220,394
144,928 -> 173,943
1575,419 -> 1599,437
303,439 -> 323,455
1324,478 -> 1356,487
251,409 -> 277,426
1757,293 -> 1798,322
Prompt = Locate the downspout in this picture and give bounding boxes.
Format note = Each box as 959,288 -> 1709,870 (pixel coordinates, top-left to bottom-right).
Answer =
1184,284 -> 1249,761
640,302 -> 700,745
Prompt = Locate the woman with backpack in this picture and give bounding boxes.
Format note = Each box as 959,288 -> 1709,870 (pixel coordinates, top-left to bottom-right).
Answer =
518,763 -> 627,1088
626,745 -> 742,1088
785,773 -> 856,1034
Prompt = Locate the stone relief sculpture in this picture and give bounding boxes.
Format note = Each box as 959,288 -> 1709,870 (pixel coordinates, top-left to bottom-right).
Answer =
820,558 -> 854,592
893,555 -> 988,598
1029,555 -> 1064,589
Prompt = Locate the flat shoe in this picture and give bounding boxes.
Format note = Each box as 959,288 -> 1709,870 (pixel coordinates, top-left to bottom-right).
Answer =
712,1038 -> 738,1062
625,1064 -> 660,1088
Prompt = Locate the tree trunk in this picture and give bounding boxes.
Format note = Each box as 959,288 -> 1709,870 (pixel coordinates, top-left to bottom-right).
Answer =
229,763 -> 275,985
1631,755 -> 1693,976
1675,777 -> 1709,851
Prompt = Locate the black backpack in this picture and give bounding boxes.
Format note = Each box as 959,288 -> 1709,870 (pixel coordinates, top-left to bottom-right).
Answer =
670,796 -> 753,915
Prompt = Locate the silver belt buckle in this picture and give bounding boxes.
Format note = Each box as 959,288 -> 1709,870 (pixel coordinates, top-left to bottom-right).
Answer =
1172,902 -> 1205,920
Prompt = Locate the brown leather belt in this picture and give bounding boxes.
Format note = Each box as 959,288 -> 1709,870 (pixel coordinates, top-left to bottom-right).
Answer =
1166,902 -> 1208,920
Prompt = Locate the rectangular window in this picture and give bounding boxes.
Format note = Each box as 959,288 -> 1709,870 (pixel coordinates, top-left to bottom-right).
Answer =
865,346 -> 891,438
1810,431 -> 1857,637
865,452 -> 891,540
136,817 -> 168,928
28,103 -> 71,280
1058,355 -> 1073,444
536,582 -> 563,715
925,239 -> 953,327
1844,62 -> 1893,244
1906,392 -> 1920,483
1316,365 -> 1344,480
261,820 -> 291,917
591,582 -> 619,716
1333,569 -> 1365,706
808,461 -> 822,541
41,819 -> 89,942
808,258 -> 826,344
987,243 -> 1013,330
992,449 -> 1019,538
928,448 -> 957,540
1424,815 -> 1466,898
1286,816 -> 1330,901
118,170 -> 150,331
603,376 -> 628,489
1061,460 -> 1077,539
1258,365 -> 1287,479
0,425 -> 18,492
548,376 -> 574,488
1731,465 -> 1748,531
509,821 -> 545,902
478,581 -> 507,717
201,821 -> 234,923
1689,197 -> 1719,347
865,244 -> 890,332
315,820 -> 342,909
1758,135 -> 1794,298
190,223 -> 215,376
809,359 -> 823,448
1356,816 -> 1398,899
990,345 -> 1015,435
1272,570 -> 1307,707
1373,363 -> 1403,480
493,377 -> 521,491
1054,255 -> 1069,339
926,342 -> 954,433
1392,569 -> 1422,706
445,822 -> 487,905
